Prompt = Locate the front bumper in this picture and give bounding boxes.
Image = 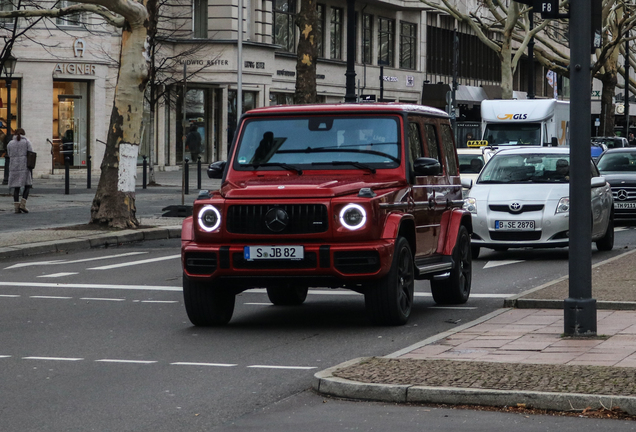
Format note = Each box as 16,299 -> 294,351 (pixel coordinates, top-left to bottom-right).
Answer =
182,240 -> 395,288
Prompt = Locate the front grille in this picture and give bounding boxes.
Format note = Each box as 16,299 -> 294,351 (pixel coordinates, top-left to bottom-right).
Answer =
490,231 -> 542,241
184,252 -> 217,275
334,251 -> 381,274
611,187 -> 636,201
489,204 -> 544,214
233,252 -> 317,269
226,204 -> 329,235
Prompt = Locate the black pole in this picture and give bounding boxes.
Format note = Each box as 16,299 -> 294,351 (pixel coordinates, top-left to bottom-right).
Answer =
184,158 -> 189,195
344,0 -> 357,102
565,0 -> 596,336
142,155 -> 147,189
64,155 -> 70,195
625,36 -> 630,139
379,65 -> 384,102
197,156 -> 202,190
451,28 -> 459,135
87,155 -> 91,189
528,11 -> 535,99
3,77 -> 11,186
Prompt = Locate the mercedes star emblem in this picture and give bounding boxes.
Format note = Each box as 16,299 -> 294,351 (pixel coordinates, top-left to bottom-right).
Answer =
264,207 -> 289,232
509,202 -> 522,212
617,189 -> 629,201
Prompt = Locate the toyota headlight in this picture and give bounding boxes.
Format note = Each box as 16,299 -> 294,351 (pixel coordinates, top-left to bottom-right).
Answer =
198,205 -> 221,232
463,197 -> 477,214
556,197 -> 570,214
340,204 -> 367,230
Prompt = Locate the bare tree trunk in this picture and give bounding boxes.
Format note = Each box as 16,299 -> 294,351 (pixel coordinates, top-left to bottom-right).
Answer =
295,0 -> 318,104
90,2 -> 150,228
600,72 -> 618,136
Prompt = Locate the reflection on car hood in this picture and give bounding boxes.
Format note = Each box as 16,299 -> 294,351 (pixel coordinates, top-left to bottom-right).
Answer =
470,183 -> 568,202
600,173 -> 636,187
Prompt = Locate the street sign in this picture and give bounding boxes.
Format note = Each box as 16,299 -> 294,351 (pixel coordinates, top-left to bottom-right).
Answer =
537,0 -> 559,18
360,94 -> 376,102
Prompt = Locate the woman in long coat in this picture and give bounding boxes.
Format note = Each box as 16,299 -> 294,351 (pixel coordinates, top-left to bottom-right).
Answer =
7,128 -> 33,213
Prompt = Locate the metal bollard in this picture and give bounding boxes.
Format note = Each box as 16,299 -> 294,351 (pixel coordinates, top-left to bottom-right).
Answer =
197,156 -> 202,190
184,158 -> 190,195
142,155 -> 147,189
87,155 -> 91,189
64,155 -> 70,195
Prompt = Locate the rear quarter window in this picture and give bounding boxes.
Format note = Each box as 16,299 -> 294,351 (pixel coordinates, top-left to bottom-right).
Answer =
440,124 -> 459,176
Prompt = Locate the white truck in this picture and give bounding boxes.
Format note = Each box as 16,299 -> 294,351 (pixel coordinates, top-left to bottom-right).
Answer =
481,99 -> 569,147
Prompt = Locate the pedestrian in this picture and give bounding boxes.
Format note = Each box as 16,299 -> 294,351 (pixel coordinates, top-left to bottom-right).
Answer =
465,133 -> 474,148
2,127 -> 11,185
630,133 -> 635,147
185,124 -> 202,162
7,128 -> 33,214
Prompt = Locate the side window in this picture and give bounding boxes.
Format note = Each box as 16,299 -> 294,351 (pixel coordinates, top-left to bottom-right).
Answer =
408,121 -> 423,168
423,124 -> 440,161
440,124 -> 459,176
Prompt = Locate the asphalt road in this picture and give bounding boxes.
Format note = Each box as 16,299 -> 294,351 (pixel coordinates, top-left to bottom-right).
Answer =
1,228 -> 636,431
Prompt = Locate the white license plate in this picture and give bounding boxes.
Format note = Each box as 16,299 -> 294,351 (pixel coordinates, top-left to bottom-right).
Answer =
614,202 -> 636,209
244,246 -> 304,260
495,220 -> 535,230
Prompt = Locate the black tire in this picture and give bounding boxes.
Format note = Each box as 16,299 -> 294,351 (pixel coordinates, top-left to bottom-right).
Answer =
471,245 -> 480,259
596,215 -> 614,251
431,225 -> 472,305
183,273 -> 235,326
364,236 -> 414,326
266,285 -> 309,305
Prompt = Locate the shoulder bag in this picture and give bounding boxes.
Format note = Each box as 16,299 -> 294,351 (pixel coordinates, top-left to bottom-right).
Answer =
26,150 -> 37,170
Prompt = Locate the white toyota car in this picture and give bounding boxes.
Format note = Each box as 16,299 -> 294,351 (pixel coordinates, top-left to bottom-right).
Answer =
463,147 -> 614,258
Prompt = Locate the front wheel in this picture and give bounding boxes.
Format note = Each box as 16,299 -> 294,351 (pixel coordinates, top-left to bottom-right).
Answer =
183,274 -> 236,326
596,216 -> 614,251
266,285 -> 309,305
364,236 -> 414,326
430,225 -> 472,305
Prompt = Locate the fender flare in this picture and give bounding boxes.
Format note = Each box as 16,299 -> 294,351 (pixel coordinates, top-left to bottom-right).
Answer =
382,213 -> 415,240
181,216 -> 194,242
437,210 -> 472,256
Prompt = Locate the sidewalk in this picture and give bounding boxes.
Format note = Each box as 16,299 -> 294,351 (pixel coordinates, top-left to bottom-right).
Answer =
314,248 -> 636,416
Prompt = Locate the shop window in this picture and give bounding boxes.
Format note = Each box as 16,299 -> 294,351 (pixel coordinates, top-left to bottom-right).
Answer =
52,81 -> 90,169
362,14 -> 373,64
330,7 -> 343,60
400,22 -> 416,70
273,0 -> 296,53
228,90 -> 258,149
378,17 -> 394,67
193,0 -> 208,39
270,92 -> 294,106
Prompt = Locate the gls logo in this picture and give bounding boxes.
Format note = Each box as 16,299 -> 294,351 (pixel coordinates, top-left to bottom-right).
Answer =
496,113 -> 528,120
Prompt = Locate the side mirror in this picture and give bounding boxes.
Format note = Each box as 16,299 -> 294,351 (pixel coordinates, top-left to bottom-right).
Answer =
207,160 -> 226,179
461,177 -> 473,189
413,157 -> 441,176
591,176 -> 606,188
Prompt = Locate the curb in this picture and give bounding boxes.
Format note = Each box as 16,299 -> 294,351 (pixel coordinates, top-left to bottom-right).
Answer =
0,226 -> 182,260
313,358 -> 636,414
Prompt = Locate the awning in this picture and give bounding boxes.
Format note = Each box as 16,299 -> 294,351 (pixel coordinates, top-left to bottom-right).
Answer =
455,86 -> 488,107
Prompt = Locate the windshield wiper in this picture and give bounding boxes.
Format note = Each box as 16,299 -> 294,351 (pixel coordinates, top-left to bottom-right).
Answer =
241,162 -> 303,175
311,161 -> 376,173
278,146 -> 400,163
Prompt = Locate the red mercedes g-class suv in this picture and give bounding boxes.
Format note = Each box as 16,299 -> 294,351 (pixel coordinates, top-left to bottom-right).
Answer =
181,103 -> 472,326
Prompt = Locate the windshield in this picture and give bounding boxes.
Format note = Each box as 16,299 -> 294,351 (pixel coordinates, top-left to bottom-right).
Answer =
458,153 -> 485,174
478,153 -> 570,183
483,123 -> 541,146
597,152 -> 636,172
233,116 -> 401,171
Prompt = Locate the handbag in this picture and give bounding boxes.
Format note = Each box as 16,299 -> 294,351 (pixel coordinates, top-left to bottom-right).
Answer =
26,150 -> 36,170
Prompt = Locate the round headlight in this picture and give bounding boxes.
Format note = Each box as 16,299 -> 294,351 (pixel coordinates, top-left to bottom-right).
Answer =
198,205 -> 221,232
339,204 -> 367,230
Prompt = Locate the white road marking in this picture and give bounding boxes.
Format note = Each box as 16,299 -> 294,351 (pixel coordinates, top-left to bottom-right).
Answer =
95,359 -> 157,364
29,295 -> 73,300
428,306 -> 478,310
615,227 -> 628,232
171,362 -> 237,367
247,365 -> 317,370
37,272 -> 79,278
0,355 -> 11,358
483,260 -> 525,269
4,252 -> 148,269
244,302 -> 273,305
0,294 -> 19,298
23,356 -> 83,361
0,282 -> 181,291
87,254 -> 180,270
80,297 -> 126,302
140,300 -> 178,304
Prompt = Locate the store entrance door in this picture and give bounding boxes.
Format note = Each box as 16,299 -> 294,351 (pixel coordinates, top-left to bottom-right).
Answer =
53,82 -> 89,168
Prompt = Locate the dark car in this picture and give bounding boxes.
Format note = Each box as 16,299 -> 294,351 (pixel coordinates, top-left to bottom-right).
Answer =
596,148 -> 636,219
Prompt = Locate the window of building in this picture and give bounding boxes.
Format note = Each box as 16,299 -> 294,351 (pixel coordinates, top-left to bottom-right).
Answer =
400,21 -> 416,70
193,0 -> 208,39
316,4 -> 325,57
270,92 -> 295,105
273,0 -> 297,52
378,17 -> 395,67
362,14 -> 373,64
0,0 -> 13,24
330,7 -> 343,60
56,0 -> 85,27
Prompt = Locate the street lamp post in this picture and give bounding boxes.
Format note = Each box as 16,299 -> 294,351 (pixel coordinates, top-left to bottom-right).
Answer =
3,53 -> 16,186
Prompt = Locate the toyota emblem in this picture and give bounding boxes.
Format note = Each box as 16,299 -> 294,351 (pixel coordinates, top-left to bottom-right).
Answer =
264,207 -> 289,232
617,189 -> 629,201
509,202 -> 522,212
